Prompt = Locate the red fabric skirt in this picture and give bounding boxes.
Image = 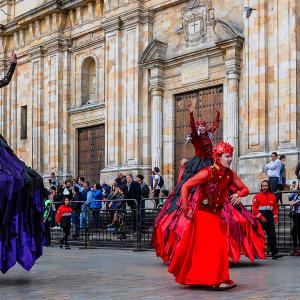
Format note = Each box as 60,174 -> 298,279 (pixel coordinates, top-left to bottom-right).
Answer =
168,210 -> 231,286
222,202 -> 266,263
153,200 -> 266,265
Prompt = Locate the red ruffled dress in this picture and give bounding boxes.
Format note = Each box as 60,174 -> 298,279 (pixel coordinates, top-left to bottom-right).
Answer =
168,163 -> 249,286
152,112 -> 266,265
152,112 -> 219,261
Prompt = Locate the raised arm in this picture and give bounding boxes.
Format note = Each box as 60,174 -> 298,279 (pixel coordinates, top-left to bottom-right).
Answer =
207,110 -> 220,133
187,102 -> 197,135
0,51 -> 17,88
189,112 -> 197,135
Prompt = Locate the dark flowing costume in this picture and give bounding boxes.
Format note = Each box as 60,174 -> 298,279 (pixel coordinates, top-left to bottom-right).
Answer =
0,62 -> 45,274
152,111 -> 265,265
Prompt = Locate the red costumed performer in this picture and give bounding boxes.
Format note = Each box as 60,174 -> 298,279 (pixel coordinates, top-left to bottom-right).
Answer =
152,103 -> 219,262
168,142 -> 248,290
152,103 -> 266,265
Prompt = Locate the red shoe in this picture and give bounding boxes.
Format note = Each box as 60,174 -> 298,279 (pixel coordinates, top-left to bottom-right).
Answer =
210,280 -> 237,291
290,249 -> 300,256
189,280 -> 237,291
294,250 -> 300,256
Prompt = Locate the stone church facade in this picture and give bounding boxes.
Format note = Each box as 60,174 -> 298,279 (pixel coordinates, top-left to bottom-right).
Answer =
0,0 -> 299,191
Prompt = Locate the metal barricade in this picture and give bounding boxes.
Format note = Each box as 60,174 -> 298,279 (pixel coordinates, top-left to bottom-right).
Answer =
140,192 -> 295,253
49,190 -> 297,253
50,199 -> 140,251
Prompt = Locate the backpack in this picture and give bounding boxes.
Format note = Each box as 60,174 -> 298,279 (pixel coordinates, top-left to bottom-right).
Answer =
158,175 -> 164,188
150,174 -> 164,189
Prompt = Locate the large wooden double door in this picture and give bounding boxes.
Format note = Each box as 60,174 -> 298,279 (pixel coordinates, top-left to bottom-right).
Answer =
78,125 -> 105,185
174,85 -> 223,178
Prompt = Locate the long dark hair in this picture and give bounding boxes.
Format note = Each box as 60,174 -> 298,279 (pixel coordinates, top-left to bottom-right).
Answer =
62,195 -> 71,206
260,180 -> 270,192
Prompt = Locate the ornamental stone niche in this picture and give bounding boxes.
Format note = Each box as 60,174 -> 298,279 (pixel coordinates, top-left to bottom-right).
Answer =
139,40 -> 168,170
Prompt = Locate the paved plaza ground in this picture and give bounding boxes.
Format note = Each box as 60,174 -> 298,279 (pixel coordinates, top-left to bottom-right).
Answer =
0,247 -> 299,300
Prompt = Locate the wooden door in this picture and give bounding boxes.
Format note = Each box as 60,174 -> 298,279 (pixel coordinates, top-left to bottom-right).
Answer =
174,85 -> 223,179
78,124 -> 105,184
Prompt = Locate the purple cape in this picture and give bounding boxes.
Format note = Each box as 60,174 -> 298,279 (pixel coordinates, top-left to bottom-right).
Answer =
0,135 -> 45,273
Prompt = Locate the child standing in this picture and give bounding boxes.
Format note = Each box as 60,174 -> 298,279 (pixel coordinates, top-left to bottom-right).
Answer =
56,197 -> 73,249
44,196 -> 53,247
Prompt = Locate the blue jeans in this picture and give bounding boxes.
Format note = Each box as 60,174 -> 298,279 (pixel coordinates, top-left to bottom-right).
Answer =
72,212 -> 81,235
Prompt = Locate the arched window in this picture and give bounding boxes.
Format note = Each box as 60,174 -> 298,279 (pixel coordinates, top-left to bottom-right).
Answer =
81,57 -> 96,105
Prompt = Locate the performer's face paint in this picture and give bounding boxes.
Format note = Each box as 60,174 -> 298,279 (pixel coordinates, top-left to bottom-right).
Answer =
197,125 -> 206,135
219,153 -> 233,168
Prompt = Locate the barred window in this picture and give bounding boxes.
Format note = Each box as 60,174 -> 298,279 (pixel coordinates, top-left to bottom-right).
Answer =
21,105 -> 27,140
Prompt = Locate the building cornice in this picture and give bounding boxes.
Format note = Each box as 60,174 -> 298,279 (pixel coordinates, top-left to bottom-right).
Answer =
68,102 -> 105,115
0,0 -> 64,34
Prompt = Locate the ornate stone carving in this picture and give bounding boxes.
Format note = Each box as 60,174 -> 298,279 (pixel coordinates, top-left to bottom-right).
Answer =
177,0 -> 243,49
182,0 -> 215,47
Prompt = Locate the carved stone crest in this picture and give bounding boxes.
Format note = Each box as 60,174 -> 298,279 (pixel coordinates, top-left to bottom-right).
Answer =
182,0 -> 216,47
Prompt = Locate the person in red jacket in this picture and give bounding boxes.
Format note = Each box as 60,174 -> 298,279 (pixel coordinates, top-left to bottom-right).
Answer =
252,180 -> 283,259
56,196 -> 73,249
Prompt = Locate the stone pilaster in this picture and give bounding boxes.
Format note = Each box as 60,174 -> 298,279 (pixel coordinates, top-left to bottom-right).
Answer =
219,39 -> 242,170
28,45 -> 46,173
139,39 -> 168,172
42,38 -> 71,180
102,17 -> 122,171
149,67 -> 164,170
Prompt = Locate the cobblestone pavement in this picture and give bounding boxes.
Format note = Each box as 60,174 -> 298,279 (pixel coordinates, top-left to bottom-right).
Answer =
0,248 -> 299,300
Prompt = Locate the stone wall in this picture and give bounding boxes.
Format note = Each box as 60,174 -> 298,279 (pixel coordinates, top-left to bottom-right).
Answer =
0,0 -> 299,193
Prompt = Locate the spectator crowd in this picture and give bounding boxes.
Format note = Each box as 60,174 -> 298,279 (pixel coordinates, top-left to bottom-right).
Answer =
43,152 -> 300,257
43,169 -> 167,249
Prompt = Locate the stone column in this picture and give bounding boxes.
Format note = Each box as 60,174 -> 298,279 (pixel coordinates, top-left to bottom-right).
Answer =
223,45 -> 242,171
139,40 -> 168,172
28,45 -> 45,173
149,66 -> 164,170
43,38 -> 70,181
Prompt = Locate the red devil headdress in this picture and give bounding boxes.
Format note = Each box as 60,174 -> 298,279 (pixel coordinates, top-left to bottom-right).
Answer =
195,119 -> 207,127
212,141 -> 234,162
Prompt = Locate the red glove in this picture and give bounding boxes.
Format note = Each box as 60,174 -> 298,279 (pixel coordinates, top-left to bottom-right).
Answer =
274,215 -> 278,224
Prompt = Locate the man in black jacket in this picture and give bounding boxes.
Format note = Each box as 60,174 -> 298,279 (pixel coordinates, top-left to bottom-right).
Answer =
71,186 -> 83,239
136,175 -> 150,227
295,162 -> 300,180
126,174 -> 142,232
